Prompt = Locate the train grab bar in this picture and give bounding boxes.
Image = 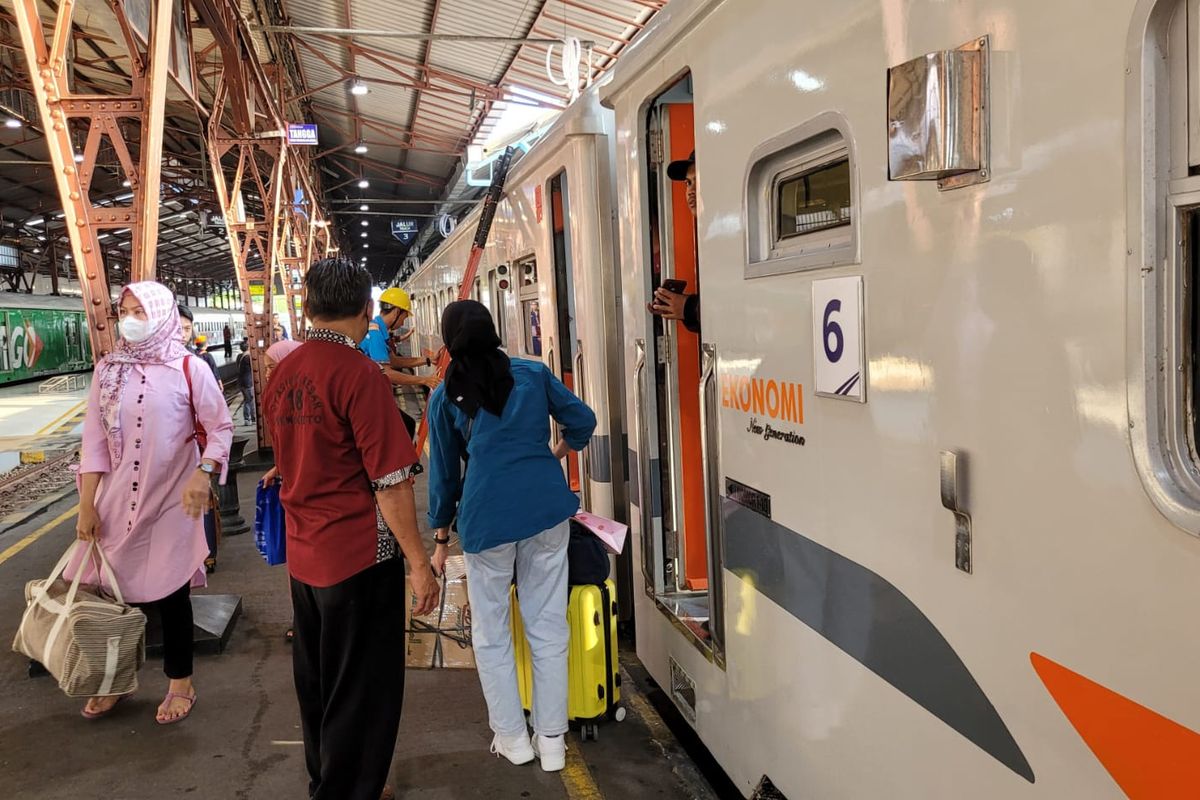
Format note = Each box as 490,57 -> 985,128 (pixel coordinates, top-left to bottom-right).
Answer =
698,342 -> 725,657
633,339 -> 655,591
574,341 -> 592,511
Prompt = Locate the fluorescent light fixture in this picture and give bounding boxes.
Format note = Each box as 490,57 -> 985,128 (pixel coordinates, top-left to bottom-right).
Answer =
350,79 -> 369,96
73,153 -> 84,163
361,232 -> 368,238
358,178 -> 369,188
123,179 -> 131,187
355,141 -> 368,154
31,248 -> 39,254
361,220 -> 369,227
360,204 -> 369,212
4,118 -> 21,129
363,244 -> 369,249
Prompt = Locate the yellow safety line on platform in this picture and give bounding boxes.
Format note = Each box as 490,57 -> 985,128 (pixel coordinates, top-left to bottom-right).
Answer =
0,505 -> 78,568
561,733 -> 605,800
35,398 -> 87,436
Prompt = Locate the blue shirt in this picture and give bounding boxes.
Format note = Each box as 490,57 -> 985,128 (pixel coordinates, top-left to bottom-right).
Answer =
427,358 -> 596,553
359,315 -> 390,362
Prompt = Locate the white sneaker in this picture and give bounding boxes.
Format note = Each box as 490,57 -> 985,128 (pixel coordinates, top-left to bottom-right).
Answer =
490,731 -> 535,766
532,734 -> 566,772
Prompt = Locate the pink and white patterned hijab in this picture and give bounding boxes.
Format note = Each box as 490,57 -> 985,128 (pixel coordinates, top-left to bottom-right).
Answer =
97,281 -> 190,465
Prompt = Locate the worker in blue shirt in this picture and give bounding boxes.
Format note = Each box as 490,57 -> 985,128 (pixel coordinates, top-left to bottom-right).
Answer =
360,287 -> 440,438
426,300 -> 595,775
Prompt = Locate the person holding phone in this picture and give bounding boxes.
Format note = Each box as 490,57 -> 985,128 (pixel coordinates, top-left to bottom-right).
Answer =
650,150 -> 701,333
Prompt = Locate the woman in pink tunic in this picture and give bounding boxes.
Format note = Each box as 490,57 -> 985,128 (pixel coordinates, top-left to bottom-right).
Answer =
70,282 -> 233,723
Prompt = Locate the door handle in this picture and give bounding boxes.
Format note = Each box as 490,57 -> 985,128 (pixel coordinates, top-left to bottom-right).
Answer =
698,342 -> 724,652
633,339 -> 654,589
574,341 -> 591,510
940,450 -> 973,573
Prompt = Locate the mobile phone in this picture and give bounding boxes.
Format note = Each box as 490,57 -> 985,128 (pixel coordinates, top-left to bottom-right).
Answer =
661,279 -> 688,294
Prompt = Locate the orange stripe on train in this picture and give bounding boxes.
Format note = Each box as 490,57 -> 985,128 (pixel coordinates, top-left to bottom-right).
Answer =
1031,653 -> 1200,798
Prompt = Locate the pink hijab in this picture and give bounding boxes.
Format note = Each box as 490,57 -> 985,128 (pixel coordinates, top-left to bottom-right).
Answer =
97,282 -> 189,465
267,340 -> 302,363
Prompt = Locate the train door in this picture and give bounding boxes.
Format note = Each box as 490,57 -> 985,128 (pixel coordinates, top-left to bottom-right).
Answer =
517,254 -> 542,357
636,73 -> 724,656
548,171 -> 583,493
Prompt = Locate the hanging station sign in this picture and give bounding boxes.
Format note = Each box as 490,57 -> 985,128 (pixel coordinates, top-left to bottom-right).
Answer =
286,124 -> 319,146
391,218 -> 419,244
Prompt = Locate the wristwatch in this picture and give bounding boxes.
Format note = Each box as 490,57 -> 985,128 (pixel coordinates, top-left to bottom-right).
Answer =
198,462 -> 216,475
433,533 -> 450,545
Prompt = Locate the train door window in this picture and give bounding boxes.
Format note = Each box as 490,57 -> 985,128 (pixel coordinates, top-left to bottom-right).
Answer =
549,171 -> 582,493
516,255 -> 542,357
637,71 -> 724,660
490,267 -> 510,348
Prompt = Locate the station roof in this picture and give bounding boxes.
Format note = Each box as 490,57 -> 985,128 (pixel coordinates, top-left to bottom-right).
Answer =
0,0 -> 663,288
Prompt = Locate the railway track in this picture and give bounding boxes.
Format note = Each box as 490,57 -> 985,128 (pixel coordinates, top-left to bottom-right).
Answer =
0,448 -> 79,521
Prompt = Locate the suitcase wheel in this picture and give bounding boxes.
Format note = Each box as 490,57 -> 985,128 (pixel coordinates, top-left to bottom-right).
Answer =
613,705 -> 627,723
581,722 -> 600,742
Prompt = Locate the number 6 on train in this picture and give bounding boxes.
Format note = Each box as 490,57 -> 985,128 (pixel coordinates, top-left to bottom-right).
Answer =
812,276 -> 865,402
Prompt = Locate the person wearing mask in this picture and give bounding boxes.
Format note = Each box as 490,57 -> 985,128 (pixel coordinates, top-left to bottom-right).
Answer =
360,287 -> 440,438
222,323 -> 233,359
264,258 -> 438,800
71,282 -> 233,724
650,150 -> 701,334
179,305 -> 221,574
427,300 -> 596,773
236,340 -> 255,425
194,335 -> 220,382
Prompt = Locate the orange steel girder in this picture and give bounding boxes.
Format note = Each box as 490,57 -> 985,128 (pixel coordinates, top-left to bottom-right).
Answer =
12,0 -> 178,359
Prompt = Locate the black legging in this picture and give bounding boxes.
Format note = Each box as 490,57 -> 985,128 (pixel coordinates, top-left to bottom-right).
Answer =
133,583 -> 193,680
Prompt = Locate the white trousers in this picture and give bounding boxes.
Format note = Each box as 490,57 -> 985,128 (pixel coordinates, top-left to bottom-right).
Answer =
464,520 -> 570,737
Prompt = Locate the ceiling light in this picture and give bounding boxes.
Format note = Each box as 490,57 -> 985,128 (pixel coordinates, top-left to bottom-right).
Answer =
363,244 -> 369,249
73,153 -> 84,163
467,144 -> 484,164
4,118 -> 21,129
350,79 -> 369,96
360,204 -> 369,212
358,178 -> 369,189
122,179 -> 131,187
361,220 -> 369,227
361,231 -> 368,238
355,141 -> 368,154
31,248 -> 39,254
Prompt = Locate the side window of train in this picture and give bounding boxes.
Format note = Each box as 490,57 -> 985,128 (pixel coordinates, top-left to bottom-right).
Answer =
745,113 -> 859,278
515,255 -> 542,357
1132,0 -> 1200,534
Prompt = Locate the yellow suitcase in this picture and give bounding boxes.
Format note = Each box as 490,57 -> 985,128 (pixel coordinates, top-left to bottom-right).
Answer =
510,580 -> 622,740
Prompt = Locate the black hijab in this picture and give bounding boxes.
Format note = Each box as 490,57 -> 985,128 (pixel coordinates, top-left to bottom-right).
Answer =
441,300 -> 514,419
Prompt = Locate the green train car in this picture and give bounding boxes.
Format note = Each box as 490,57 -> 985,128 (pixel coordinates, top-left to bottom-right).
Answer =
0,292 -> 93,386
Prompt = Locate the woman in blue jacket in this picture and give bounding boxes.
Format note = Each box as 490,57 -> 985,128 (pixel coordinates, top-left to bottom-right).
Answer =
428,300 -> 595,774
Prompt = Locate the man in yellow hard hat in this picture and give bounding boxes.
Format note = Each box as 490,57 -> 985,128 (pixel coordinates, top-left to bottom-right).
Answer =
359,287 -> 439,438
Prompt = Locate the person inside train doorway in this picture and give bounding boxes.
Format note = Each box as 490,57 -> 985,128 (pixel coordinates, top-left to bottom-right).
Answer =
264,257 -> 439,800
222,323 -> 233,359
236,340 -> 255,426
650,150 -> 701,333
360,286 -> 440,439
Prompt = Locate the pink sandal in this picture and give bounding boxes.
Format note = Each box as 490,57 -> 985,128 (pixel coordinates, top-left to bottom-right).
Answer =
156,691 -> 197,725
81,693 -> 132,720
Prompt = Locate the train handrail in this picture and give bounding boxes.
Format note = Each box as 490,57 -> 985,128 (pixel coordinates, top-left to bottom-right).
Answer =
633,338 -> 655,592
698,342 -> 725,661
574,341 -> 593,511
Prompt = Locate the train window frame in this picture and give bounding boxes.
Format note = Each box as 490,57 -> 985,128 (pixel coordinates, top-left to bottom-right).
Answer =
744,112 -> 859,279
1128,0 -> 1200,536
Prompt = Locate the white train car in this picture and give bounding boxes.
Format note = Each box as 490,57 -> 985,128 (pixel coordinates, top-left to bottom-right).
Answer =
407,90 -> 629,547
603,0 -> 1200,798
191,308 -> 245,345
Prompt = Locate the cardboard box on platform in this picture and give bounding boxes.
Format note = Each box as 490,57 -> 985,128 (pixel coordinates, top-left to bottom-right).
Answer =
405,555 -> 474,669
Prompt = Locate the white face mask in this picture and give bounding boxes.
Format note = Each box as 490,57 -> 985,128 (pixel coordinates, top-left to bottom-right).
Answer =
120,316 -> 153,343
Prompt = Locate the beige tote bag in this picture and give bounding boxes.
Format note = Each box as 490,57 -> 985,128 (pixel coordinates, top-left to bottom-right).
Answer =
12,540 -> 147,698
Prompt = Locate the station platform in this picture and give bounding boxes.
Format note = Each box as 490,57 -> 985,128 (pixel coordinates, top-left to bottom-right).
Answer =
0,442 -> 717,799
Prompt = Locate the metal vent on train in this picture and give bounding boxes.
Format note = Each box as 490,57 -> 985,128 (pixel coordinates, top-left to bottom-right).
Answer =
668,657 -> 696,724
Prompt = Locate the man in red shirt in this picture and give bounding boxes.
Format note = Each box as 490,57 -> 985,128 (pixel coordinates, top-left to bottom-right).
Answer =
265,257 -> 439,800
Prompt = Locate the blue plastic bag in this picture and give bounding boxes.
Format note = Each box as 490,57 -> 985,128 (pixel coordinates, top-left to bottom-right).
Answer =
254,483 -> 287,566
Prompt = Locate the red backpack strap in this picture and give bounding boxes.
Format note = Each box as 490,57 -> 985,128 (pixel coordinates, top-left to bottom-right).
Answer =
183,355 -> 208,451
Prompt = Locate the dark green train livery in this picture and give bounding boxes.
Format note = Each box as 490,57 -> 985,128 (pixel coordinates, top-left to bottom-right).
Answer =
0,292 -> 92,386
